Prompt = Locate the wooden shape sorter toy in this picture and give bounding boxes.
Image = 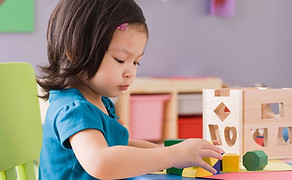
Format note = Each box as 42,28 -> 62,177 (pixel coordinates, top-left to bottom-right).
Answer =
203,88 -> 292,159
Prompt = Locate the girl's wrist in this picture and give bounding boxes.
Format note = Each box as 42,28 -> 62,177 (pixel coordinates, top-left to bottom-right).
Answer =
164,145 -> 181,168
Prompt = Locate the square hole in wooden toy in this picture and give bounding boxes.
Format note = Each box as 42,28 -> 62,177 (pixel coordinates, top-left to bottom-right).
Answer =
261,103 -> 283,119
214,102 -> 231,122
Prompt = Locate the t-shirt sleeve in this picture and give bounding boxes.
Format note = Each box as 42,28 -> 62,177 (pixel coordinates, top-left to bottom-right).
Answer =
55,100 -> 105,149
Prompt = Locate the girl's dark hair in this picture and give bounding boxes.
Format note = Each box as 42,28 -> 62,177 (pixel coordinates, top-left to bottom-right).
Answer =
37,0 -> 148,100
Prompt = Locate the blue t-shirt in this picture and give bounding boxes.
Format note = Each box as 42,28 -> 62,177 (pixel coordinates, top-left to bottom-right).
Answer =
38,88 -> 129,180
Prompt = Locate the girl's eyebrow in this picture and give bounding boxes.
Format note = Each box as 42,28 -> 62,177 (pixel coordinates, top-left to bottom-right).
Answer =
111,48 -> 144,57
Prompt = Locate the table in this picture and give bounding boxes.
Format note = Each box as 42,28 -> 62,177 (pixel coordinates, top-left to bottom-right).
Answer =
129,170 -> 292,180
129,162 -> 292,180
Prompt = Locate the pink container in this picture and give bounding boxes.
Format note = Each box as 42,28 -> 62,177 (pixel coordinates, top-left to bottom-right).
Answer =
130,94 -> 170,141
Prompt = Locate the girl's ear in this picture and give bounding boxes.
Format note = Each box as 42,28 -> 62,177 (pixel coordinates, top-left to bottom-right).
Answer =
66,51 -> 72,61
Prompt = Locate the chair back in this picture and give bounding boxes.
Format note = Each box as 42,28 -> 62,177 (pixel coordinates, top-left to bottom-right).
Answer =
0,62 -> 42,180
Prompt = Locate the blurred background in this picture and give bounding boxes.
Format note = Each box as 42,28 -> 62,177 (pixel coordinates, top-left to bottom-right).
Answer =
0,0 -> 291,88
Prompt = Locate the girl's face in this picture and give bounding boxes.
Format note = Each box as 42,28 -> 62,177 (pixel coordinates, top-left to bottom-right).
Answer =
83,25 -> 147,99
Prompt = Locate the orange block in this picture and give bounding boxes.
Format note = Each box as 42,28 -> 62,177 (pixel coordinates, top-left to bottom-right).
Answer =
196,167 -> 213,177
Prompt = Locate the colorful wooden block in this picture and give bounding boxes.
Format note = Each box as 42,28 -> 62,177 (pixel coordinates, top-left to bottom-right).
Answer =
195,156 -> 218,177
164,139 -> 184,147
182,167 -> 198,178
164,139 -> 185,176
203,156 -> 218,167
181,157 -> 218,178
222,153 -> 240,172
219,159 -> 223,171
196,166 -> 213,177
243,150 -> 268,171
166,167 -> 183,176
255,136 -> 264,146
213,159 -> 221,173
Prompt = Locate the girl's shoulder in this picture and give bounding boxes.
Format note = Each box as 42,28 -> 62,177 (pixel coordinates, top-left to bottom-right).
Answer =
48,89 -> 118,119
49,88 -> 85,102
48,88 -> 92,115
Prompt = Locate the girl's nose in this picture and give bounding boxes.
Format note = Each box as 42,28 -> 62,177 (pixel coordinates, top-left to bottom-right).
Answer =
122,66 -> 136,79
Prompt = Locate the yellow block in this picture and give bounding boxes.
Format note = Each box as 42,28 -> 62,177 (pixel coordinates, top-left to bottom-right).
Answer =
196,167 -> 213,177
182,167 -> 198,178
222,153 -> 240,172
203,156 -> 218,167
181,155 -> 219,178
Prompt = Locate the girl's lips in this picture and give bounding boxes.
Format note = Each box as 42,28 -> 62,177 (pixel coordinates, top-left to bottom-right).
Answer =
119,85 -> 129,91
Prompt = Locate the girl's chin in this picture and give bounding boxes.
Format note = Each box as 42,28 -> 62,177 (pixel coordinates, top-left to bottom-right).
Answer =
106,91 -> 123,98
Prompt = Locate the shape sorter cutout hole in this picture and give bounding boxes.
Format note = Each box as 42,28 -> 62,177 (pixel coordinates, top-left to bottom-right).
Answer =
251,128 -> 268,147
214,89 -> 230,97
261,103 -> 284,119
224,126 -> 237,147
214,102 -> 231,122
278,127 -> 291,145
208,124 -> 222,145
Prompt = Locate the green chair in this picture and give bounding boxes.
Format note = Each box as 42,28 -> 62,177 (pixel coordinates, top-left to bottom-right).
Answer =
0,63 -> 42,180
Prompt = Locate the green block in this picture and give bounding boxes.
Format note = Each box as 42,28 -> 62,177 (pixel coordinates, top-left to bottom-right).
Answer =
164,139 -> 185,147
164,139 -> 185,176
166,167 -> 183,176
243,150 -> 268,171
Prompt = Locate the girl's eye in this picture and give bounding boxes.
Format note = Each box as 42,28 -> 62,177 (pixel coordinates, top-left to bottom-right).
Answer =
114,58 -> 124,64
134,61 -> 140,66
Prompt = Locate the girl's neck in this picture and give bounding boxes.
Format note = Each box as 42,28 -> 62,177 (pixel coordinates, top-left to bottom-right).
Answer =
70,83 -> 108,115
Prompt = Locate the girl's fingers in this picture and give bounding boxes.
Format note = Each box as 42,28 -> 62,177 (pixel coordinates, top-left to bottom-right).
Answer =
211,140 -> 226,154
212,140 -> 221,145
201,149 -> 223,160
197,160 -> 217,174
202,141 -> 224,155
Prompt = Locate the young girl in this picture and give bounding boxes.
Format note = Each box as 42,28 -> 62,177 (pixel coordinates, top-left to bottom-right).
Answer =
38,0 -> 224,179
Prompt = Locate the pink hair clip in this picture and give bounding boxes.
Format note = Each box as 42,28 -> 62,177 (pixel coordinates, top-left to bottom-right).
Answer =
117,23 -> 128,30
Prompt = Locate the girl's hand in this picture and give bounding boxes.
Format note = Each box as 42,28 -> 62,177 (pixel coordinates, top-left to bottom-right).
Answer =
170,138 -> 224,174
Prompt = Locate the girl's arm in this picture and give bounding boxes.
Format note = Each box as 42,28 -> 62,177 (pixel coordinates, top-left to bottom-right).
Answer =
69,129 -> 223,180
128,138 -> 160,148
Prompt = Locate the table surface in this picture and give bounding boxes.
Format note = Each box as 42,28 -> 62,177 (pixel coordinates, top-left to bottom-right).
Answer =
128,174 -> 209,180
128,170 -> 292,180
128,162 -> 292,180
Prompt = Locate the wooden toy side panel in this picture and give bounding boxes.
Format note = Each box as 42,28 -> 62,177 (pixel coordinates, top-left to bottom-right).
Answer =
203,89 -> 243,154
243,88 -> 292,159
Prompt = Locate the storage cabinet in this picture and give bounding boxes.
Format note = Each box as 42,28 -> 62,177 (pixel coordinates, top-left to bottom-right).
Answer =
178,115 -> 203,139
129,94 -> 170,141
115,77 -> 223,142
178,93 -> 202,115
